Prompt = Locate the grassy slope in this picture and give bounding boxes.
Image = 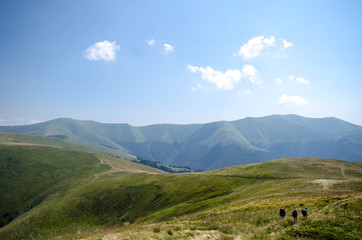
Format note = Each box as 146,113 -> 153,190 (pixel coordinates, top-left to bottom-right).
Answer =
81,159 -> 361,240
0,148 -> 361,240
0,136 -> 112,228
0,133 -> 164,174
0,133 -> 361,239
0,134 -> 163,230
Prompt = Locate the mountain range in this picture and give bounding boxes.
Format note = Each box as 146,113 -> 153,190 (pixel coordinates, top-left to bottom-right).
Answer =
1,114 -> 362,170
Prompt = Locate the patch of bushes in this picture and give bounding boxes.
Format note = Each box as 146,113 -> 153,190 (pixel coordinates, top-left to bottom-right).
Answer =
132,157 -> 193,173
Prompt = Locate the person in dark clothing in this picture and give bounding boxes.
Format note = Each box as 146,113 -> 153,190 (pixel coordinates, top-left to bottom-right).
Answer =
292,208 -> 298,221
301,207 -> 307,219
279,208 -> 286,219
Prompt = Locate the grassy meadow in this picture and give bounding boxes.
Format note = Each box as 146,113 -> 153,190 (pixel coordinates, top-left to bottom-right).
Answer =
0,134 -> 361,240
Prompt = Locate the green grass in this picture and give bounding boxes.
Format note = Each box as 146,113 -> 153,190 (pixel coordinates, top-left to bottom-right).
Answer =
71,172 -> 233,225
0,135 -> 361,240
0,145 -> 110,228
0,171 -> 234,239
283,197 -> 361,240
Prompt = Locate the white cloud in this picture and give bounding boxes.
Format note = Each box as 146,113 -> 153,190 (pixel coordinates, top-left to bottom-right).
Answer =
188,65 -> 198,73
275,77 -> 282,85
288,75 -> 310,84
241,65 -> 262,84
237,36 -> 276,59
188,64 -> 262,90
85,40 -> 120,61
282,38 -> 293,48
238,88 -> 252,95
163,43 -> 174,53
187,65 -> 242,90
296,77 -> 309,84
278,94 -> 308,106
147,39 -> 155,46
264,36 -> 276,46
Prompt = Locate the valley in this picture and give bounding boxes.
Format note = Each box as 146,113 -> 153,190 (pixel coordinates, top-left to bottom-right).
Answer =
0,133 -> 361,239
2,1 -> 361,239
1,115 -> 362,171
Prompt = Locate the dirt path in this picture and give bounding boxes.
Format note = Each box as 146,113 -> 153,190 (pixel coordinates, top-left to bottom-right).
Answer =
95,154 -> 149,173
93,154 -> 152,182
315,195 -> 362,217
93,155 -> 123,182
340,164 -> 362,181
340,164 -> 348,179
312,179 -> 341,190
96,155 -> 105,164
312,163 -> 362,190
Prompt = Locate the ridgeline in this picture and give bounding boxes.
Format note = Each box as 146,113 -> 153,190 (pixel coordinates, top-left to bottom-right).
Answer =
1,114 -> 362,171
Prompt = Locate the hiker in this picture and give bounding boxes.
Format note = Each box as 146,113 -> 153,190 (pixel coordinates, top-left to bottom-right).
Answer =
301,207 -> 307,219
279,208 -> 286,219
292,208 -> 298,221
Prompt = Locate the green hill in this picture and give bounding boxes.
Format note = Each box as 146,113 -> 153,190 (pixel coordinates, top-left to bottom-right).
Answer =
0,134 -> 361,240
1,115 -> 362,170
0,134 -> 164,229
0,145 -> 107,227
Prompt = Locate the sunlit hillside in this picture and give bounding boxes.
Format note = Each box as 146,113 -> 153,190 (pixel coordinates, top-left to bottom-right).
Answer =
0,134 -> 361,239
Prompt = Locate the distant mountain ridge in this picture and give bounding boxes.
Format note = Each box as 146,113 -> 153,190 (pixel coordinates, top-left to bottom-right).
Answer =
1,114 -> 362,170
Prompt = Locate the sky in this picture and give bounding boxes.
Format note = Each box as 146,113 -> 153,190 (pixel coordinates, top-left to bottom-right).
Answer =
0,0 -> 361,126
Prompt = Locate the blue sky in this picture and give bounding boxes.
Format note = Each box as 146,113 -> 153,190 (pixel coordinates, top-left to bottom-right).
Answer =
0,0 -> 361,126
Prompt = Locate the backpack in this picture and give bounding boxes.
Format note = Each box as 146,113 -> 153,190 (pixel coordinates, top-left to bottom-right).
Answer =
292,210 -> 298,218
279,208 -> 286,216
